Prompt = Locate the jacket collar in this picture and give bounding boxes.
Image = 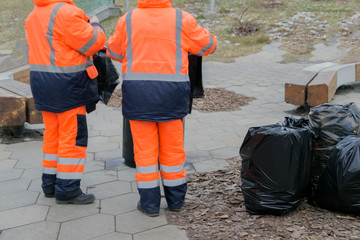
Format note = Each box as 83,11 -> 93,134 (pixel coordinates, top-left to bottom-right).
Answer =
33,0 -> 75,7
138,0 -> 172,8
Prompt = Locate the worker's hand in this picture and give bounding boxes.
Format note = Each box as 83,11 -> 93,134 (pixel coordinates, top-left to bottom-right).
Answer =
89,15 -> 99,24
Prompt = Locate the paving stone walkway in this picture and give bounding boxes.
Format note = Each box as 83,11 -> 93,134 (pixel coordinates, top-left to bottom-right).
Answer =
0,42 -> 359,240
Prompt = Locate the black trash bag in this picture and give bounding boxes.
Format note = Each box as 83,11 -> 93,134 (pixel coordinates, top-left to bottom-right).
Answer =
307,103 -> 360,203
313,136 -> 360,215
188,54 -> 203,113
239,117 -> 314,215
93,50 -> 120,105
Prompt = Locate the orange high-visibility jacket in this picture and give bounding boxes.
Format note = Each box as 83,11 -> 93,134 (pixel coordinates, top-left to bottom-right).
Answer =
107,0 -> 217,121
25,0 -> 107,113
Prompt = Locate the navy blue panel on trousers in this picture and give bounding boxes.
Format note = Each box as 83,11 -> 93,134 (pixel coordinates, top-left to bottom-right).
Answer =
30,70 -> 99,113
42,173 -> 56,195
76,114 -> 88,147
55,178 -> 82,200
164,183 -> 187,209
122,80 -> 190,121
138,187 -> 161,214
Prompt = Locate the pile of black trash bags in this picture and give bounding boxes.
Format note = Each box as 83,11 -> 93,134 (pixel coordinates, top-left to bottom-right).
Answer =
239,102 -> 360,216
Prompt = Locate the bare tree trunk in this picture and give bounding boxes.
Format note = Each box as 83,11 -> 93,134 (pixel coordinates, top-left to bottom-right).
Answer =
209,0 -> 215,13
125,0 -> 130,12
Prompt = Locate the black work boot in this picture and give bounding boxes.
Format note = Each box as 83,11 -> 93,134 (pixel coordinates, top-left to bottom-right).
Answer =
137,201 -> 159,217
56,193 -> 95,205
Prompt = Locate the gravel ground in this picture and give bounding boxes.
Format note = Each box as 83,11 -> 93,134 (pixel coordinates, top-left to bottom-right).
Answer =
166,157 -> 360,240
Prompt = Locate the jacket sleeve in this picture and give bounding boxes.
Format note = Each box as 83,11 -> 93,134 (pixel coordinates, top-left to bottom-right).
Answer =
62,7 -> 107,56
106,15 -> 127,63
182,11 -> 217,56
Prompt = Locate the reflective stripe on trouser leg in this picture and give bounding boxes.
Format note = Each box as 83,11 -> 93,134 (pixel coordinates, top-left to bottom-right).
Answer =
41,111 -> 59,195
159,119 -> 187,209
129,120 -> 161,213
55,106 -> 87,200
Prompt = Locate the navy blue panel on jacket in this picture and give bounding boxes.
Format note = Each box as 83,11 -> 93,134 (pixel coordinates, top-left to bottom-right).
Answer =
122,80 -> 190,121
30,70 -> 99,113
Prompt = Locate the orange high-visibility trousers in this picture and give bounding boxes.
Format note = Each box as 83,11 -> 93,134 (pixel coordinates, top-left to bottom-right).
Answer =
41,106 -> 88,200
129,119 -> 187,213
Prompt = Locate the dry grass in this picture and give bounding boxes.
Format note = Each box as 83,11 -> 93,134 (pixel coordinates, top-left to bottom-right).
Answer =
1,0 -> 360,64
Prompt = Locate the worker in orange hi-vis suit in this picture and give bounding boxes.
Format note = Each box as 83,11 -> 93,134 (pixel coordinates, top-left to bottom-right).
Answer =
107,0 -> 217,216
25,0 -> 106,204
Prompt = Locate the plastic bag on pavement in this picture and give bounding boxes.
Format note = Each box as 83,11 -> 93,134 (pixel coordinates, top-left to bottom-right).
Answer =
93,50 -> 120,105
307,103 -> 360,202
188,54 -> 203,113
239,117 -> 314,215
313,136 -> 360,215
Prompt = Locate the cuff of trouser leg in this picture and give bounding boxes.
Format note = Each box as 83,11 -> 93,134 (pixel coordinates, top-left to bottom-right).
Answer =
42,187 -> 55,195
55,188 -> 82,200
164,183 -> 187,209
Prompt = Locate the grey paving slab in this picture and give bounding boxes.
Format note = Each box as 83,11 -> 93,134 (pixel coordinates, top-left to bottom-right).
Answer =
0,159 -> 17,169
185,150 -> 213,163
20,167 -> 42,180
0,151 -> 11,160
84,159 -> 105,173
87,141 -> 120,153
117,168 -> 136,182
133,225 -> 188,240
0,191 -> 39,212
88,180 -> 132,199
0,221 -> 60,240
210,147 -> 239,159
91,232 -> 132,240
47,200 -> 100,222
101,192 -> 139,215
6,141 -> 42,161
0,168 -> 23,182
0,205 -> 49,230
95,149 -> 123,162
82,170 -> 118,187
58,214 -> 115,240
115,210 -> 168,234
0,178 -> 31,195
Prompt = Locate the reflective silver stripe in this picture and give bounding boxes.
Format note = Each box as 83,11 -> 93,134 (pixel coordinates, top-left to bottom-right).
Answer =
160,163 -> 185,173
108,47 -> 124,60
78,27 -> 98,54
136,164 -> 158,174
125,10 -> 134,74
196,34 -> 215,56
58,157 -> 86,166
175,9 -> 183,75
163,177 -> 186,187
57,171 -> 82,180
43,153 -> 58,161
30,62 -> 88,73
122,73 -> 189,82
47,3 -> 66,65
137,179 -> 160,189
43,167 -> 56,175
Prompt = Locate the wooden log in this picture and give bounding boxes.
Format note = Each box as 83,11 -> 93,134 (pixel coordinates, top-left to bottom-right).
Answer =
307,71 -> 337,107
0,87 -> 26,127
0,79 -> 43,124
284,71 -> 317,106
356,64 -> 360,82
13,66 -> 30,85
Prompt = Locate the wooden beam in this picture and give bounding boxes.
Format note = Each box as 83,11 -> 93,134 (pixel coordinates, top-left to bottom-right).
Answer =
307,71 -> 337,107
0,80 -> 42,124
284,71 -> 317,106
0,87 -> 26,127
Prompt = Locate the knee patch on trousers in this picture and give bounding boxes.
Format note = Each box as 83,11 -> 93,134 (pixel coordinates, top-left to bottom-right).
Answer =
76,114 -> 88,147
